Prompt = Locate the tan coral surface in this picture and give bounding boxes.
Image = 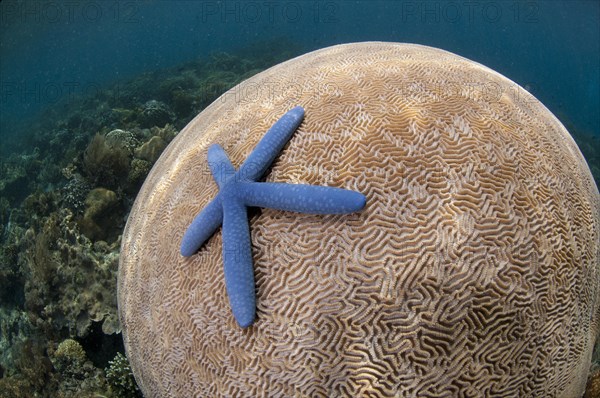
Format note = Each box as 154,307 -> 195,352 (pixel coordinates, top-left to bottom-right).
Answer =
118,42 -> 600,398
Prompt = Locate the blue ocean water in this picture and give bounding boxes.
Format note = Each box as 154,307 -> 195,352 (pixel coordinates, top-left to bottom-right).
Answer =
1,0 -> 599,150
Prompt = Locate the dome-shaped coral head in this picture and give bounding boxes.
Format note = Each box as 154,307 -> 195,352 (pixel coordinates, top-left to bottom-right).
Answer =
118,42 -> 600,398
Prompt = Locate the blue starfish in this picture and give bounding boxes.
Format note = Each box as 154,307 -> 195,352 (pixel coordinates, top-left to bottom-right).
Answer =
180,106 -> 366,327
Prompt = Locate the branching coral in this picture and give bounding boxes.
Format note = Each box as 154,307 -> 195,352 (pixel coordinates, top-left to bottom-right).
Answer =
61,175 -> 92,215
105,352 -> 141,398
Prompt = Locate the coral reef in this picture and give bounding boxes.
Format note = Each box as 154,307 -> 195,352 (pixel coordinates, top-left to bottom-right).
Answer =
0,149 -> 43,206
105,352 -> 142,398
83,134 -> 130,189
0,309 -> 32,371
0,160 -> 27,202
0,40 -> 596,397
0,338 -> 56,397
23,207 -> 120,337
126,159 -> 151,190
0,219 -> 26,307
52,339 -> 86,374
78,188 -> 121,242
0,43 -> 297,397
134,135 -> 166,163
105,129 -> 140,155
46,338 -> 109,397
138,100 -> 174,128
61,175 -> 92,215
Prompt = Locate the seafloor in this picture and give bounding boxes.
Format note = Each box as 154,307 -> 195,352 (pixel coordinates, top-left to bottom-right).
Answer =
0,42 -> 598,397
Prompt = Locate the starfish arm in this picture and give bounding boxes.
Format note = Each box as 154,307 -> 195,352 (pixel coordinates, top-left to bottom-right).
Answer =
207,144 -> 236,188
180,196 -> 224,257
221,197 -> 256,328
238,106 -> 305,181
240,182 -> 367,214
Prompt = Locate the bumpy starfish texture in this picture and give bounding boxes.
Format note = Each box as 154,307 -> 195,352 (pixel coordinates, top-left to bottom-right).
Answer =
180,106 -> 366,327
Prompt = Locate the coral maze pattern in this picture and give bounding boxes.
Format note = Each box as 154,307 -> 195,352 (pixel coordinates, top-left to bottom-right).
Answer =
118,43 -> 600,397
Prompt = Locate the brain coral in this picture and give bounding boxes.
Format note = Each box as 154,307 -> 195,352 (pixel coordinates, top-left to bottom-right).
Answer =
118,42 -> 600,397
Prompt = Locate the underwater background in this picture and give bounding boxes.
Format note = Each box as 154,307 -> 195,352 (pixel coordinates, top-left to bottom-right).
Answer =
0,1 -> 598,397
